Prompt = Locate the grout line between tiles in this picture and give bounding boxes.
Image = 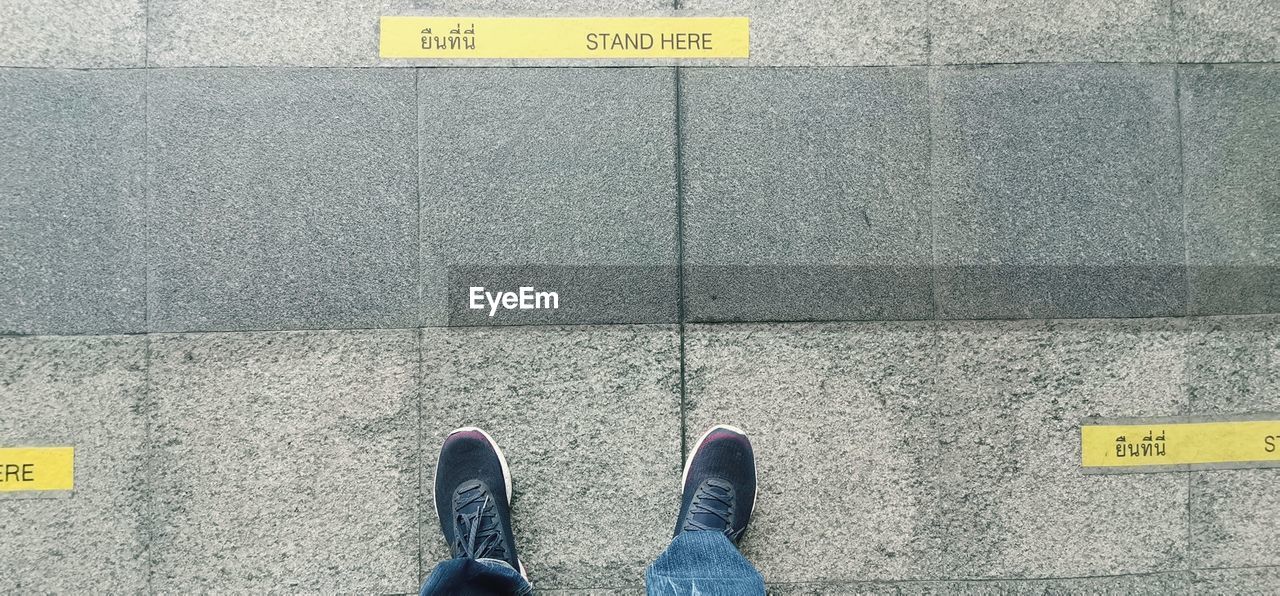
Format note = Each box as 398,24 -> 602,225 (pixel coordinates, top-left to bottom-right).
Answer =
927,65 -> 940,320
141,334 -> 156,594
415,68 -> 424,328
143,66 -> 152,334
414,327 -> 424,587
1174,65 -> 1192,316
674,65 -> 689,463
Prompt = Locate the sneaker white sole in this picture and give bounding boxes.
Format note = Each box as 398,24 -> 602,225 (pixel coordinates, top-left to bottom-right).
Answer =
433,426 -> 527,579
680,424 -> 758,517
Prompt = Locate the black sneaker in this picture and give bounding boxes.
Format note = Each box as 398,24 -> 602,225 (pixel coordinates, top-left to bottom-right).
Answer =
434,427 -> 525,577
674,425 -> 757,545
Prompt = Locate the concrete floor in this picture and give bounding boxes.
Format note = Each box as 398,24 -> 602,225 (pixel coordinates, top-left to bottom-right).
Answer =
2,0 -> 1277,593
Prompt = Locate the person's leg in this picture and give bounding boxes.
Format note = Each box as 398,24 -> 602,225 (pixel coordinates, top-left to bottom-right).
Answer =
421,427 -> 532,596
645,425 -> 765,596
420,558 -> 530,596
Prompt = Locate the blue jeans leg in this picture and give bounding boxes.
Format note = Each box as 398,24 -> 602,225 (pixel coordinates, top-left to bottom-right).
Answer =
419,557 -> 533,596
644,531 -> 766,596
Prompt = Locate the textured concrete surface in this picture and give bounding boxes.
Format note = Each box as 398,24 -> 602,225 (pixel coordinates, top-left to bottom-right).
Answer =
0,0 -> 145,67
420,326 -> 680,589
926,319 -> 1189,578
148,68 -> 418,332
148,0 -> 408,66
681,0 -> 927,66
420,68 -> 678,326
1187,316 -> 1279,569
1192,567 -> 1280,595
681,68 -> 932,322
1181,65 -> 1279,315
0,336 -> 147,593
147,330 -> 419,593
686,319 -> 1189,583
930,0 -> 1172,64
1,69 -> 146,335
1175,0 -> 1280,63
933,64 -> 1185,320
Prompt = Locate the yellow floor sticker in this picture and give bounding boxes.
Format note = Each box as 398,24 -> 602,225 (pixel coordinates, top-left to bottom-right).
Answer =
380,17 -> 749,59
1082,416 -> 1280,472
0,447 -> 74,492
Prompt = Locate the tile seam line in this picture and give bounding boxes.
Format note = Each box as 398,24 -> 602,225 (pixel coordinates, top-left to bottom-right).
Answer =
3,60 -> 1280,71
414,327 -> 424,586
6,311 -> 1280,339
1175,64 -> 1194,575
141,334 -> 156,595
674,65 -> 689,463
548,566 -> 1279,590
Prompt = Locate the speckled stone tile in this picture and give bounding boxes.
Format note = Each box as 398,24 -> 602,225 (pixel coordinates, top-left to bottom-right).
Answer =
1192,567 -> 1280,595
1187,315 -> 1280,568
686,319 -> 1189,583
0,0 -> 145,67
148,68 -> 418,332
933,64 -> 1185,320
679,0 -> 927,66
148,0 -> 410,66
1181,65 -> 1280,315
1175,0 -> 1280,63
930,0 -> 1173,64
925,319 -> 1189,578
420,68 -> 677,326
0,69 -> 146,335
147,330 -> 419,593
420,326 -> 680,590
684,321 -> 939,582
0,336 -> 147,592
681,67 -> 932,322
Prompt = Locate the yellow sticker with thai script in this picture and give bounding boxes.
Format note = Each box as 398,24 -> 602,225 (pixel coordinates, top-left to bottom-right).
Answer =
380,17 -> 749,59
1081,416 -> 1280,472
0,447 -> 74,492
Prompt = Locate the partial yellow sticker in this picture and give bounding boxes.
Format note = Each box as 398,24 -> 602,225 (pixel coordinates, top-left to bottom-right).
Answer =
380,17 -> 749,59
1082,417 -> 1280,471
0,447 -> 74,492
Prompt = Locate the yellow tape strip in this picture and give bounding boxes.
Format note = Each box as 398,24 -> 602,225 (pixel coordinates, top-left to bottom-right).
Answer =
0,447 -> 74,492
380,17 -> 749,59
1081,419 -> 1280,468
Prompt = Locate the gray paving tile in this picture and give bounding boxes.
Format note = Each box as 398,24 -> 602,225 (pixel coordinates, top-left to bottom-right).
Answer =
930,0 -> 1172,64
1175,0 -> 1280,63
420,68 -> 677,326
767,571 -> 1191,594
1181,65 -> 1280,316
1192,567 -> 1280,595
686,319 -> 1188,583
147,330 -> 419,593
0,336 -> 147,592
1,69 -> 146,335
148,68 -> 418,332
1187,316 -> 1280,569
685,322 -> 938,582
680,0 -> 927,66
933,64 -> 1185,320
420,326 -> 680,589
681,68 -> 932,322
0,0 -> 145,67
926,320 -> 1189,579
148,0 -> 408,66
